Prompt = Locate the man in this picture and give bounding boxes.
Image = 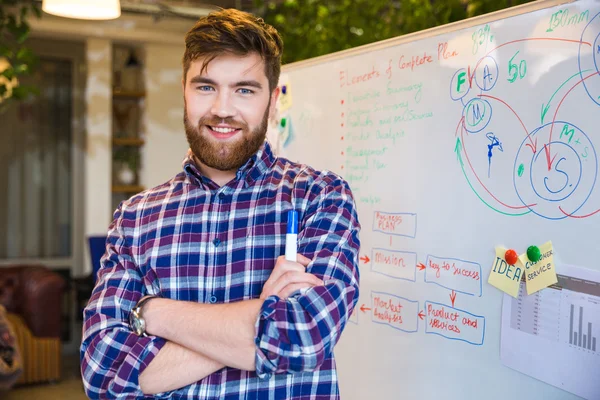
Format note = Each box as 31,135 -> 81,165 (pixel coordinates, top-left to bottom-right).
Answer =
81,8 -> 360,399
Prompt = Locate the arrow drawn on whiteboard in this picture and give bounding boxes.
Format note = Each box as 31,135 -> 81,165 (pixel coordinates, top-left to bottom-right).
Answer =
360,304 -> 371,313
454,137 -> 464,167
418,310 -> 425,320
417,262 -> 426,271
450,290 -> 457,307
547,71 -> 600,170
540,69 -> 593,124
360,255 -> 370,264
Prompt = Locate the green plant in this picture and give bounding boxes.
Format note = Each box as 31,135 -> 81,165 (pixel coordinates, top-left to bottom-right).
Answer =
256,0 -> 533,64
0,0 -> 41,107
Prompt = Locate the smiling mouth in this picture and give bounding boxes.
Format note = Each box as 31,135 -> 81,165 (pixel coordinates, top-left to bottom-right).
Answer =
207,125 -> 242,138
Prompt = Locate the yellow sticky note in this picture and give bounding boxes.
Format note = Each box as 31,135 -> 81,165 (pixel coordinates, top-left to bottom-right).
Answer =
521,241 -> 558,295
488,247 -> 523,298
278,82 -> 293,112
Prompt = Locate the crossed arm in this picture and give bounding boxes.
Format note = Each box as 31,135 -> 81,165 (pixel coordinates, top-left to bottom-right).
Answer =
80,179 -> 360,399
139,255 -> 321,394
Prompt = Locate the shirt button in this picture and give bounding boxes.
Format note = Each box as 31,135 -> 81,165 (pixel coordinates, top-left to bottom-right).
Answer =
209,295 -> 217,303
218,192 -> 225,200
213,238 -> 221,247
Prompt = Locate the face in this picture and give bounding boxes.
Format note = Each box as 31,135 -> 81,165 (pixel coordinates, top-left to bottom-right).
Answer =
183,53 -> 278,172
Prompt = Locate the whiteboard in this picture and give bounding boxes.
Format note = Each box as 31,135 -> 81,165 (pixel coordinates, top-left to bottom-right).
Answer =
271,0 -> 600,399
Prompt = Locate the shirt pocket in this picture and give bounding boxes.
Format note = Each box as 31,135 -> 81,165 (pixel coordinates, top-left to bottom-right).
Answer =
241,209 -> 285,300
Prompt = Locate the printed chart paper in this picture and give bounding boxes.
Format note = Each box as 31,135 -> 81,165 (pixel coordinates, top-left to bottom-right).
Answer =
501,264 -> 600,399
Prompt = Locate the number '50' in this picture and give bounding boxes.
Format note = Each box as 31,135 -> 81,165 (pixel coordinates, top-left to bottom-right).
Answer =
508,51 -> 527,83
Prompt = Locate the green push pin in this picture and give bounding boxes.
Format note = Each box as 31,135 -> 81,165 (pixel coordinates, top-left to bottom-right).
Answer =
527,245 -> 541,263
280,117 -> 287,128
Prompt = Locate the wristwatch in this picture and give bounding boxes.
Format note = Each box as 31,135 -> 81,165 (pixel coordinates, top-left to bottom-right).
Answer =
129,295 -> 158,337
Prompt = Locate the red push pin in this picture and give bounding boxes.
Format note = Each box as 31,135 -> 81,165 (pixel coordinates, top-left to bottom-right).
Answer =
505,249 -> 518,266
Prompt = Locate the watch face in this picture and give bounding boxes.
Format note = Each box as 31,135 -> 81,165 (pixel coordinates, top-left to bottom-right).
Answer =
130,310 -> 145,335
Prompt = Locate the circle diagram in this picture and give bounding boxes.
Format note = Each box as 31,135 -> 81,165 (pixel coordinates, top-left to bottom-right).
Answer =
578,11 -> 600,106
514,122 -> 597,220
462,98 -> 493,134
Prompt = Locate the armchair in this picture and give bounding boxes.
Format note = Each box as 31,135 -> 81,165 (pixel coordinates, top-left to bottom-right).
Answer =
0,265 -> 66,384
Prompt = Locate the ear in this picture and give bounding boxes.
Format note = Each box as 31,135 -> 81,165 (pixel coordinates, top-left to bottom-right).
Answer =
268,86 -> 280,118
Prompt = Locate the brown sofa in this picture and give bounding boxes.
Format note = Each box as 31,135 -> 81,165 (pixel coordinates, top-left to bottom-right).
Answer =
0,265 -> 66,384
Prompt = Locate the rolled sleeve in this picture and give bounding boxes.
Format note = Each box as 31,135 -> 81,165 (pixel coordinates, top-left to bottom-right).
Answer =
254,176 -> 360,378
80,204 -> 168,399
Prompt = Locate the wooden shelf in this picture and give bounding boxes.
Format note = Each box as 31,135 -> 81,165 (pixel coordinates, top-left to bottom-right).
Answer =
112,185 -> 145,193
112,137 -> 144,146
113,90 -> 145,99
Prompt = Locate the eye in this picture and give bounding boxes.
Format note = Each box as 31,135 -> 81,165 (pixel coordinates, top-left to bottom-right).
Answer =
196,85 -> 214,92
238,88 -> 254,95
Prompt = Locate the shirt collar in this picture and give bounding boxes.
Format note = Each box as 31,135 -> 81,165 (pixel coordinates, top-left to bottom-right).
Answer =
182,140 -> 276,188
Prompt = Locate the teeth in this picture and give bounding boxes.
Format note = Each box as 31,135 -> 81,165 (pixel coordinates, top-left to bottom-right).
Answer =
212,126 -> 237,133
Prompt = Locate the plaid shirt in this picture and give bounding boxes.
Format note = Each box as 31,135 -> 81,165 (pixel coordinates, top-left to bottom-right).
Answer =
80,141 -> 361,399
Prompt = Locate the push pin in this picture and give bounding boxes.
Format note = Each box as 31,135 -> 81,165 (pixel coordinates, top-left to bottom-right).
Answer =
281,85 -> 287,95
504,249 -> 518,266
527,245 -> 541,263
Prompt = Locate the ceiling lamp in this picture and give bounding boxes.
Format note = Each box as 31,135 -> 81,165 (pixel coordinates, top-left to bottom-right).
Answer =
42,0 -> 121,20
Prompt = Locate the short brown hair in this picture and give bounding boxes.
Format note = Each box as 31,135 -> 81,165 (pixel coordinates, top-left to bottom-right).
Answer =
183,9 -> 283,92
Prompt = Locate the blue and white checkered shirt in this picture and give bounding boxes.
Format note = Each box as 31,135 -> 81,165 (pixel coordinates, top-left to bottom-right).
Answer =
81,141 -> 361,399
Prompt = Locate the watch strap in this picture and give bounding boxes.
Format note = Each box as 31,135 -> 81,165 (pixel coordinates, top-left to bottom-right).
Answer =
130,295 -> 159,337
135,295 -> 158,313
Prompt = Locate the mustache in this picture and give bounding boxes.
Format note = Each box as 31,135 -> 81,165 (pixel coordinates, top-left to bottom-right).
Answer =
198,116 -> 246,130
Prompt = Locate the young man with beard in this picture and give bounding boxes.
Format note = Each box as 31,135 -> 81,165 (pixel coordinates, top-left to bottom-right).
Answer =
81,8 -> 360,399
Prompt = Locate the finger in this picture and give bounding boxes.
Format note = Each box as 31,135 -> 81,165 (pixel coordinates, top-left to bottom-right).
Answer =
296,254 -> 311,267
269,271 -> 322,298
274,256 -> 306,273
260,272 -> 324,300
279,283 -> 316,299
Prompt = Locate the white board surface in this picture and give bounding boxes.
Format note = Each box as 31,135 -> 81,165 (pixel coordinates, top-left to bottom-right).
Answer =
272,0 -> 600,398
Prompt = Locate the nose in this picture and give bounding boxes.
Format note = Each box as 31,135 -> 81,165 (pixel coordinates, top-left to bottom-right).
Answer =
210,90 -> 235,119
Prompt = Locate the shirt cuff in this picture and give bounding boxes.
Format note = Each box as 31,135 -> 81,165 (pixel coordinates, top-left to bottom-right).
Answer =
110,335 -> 167,397
254,296 -> 302,379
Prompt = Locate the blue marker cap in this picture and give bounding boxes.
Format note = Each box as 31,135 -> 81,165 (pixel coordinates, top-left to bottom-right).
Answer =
287,210 -> 298,234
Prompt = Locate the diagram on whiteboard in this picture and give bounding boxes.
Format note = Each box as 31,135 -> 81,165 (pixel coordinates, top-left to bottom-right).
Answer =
450,12 -> 600,220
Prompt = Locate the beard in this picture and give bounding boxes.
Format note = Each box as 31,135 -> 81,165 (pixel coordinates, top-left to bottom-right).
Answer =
184,104 -> 270,172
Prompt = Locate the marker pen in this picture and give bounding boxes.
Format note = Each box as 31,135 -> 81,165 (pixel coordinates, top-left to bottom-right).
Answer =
285,210 -> 298,262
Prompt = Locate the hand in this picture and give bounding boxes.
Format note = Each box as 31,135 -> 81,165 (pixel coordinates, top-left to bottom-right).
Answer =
260,255 -> 323,300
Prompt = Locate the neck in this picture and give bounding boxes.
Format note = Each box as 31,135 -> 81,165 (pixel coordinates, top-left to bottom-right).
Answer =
192,154 -> 236,187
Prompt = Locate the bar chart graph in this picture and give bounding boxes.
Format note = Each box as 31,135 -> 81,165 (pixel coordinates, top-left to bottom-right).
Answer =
569,305 -> 597,351
562,284 -> 600,354
509,273 -> 600,355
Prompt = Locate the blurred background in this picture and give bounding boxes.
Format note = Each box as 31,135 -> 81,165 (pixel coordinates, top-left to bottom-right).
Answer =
0,0 -> 532,398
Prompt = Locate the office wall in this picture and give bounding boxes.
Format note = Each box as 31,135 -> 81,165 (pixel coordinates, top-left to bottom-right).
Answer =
142,43 -> 188,190
31,14 -> 191,275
